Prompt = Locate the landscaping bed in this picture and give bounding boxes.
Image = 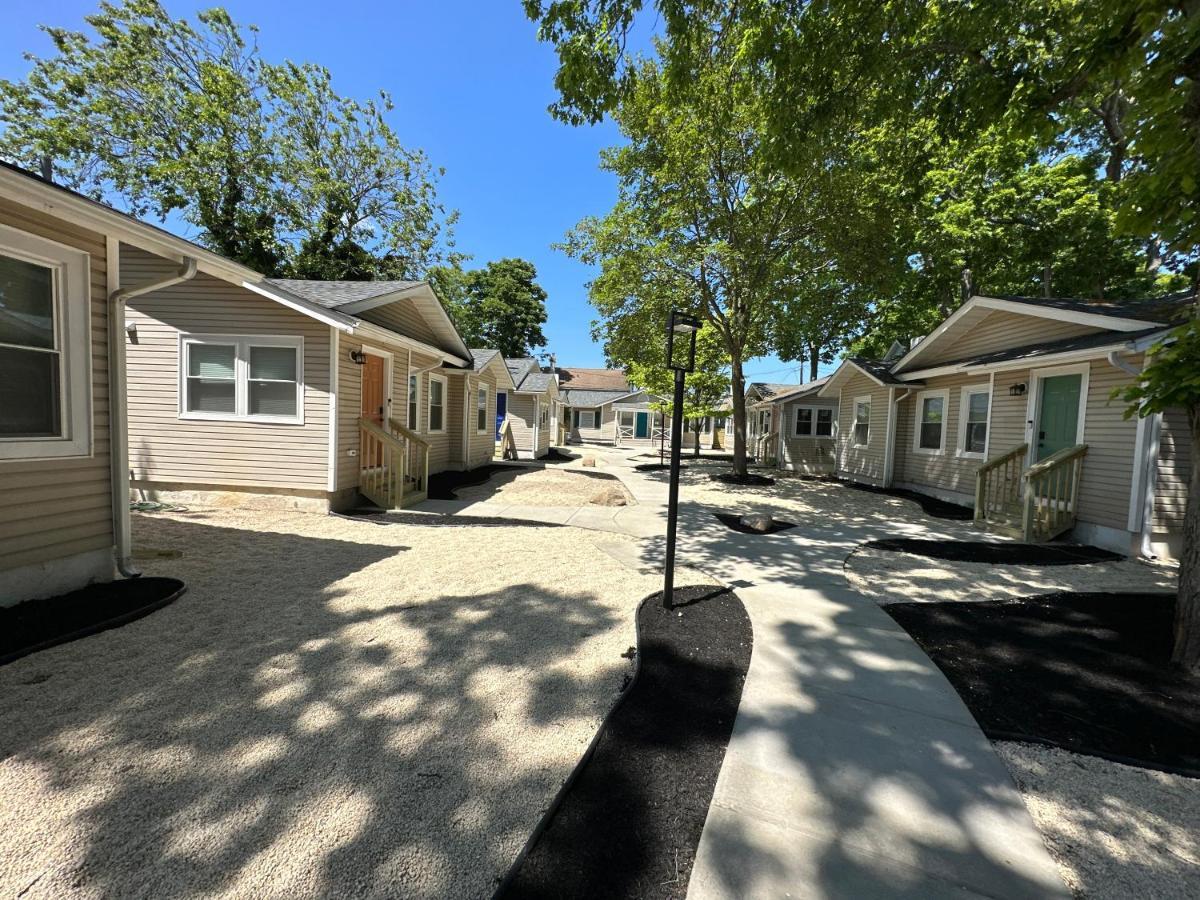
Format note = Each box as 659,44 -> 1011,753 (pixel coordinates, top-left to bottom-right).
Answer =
864,538 -> 1121,566
710,471 -> 776,487
634,462 -> 688,472
497,585 -> 752,899
842,482 -> 974,520
713,512 -> 796,535
885,592 -> 1200,774
1,577 -> 185,665
427,463 -> 528,499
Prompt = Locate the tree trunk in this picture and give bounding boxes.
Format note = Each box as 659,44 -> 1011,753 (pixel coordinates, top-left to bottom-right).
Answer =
1171,401 -> 1200,671
693,422 -> 702,457
730,356 -> 748,477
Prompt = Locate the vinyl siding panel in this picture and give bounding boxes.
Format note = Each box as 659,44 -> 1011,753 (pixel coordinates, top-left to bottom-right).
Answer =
916,309 -> 1104,366
1074,360 -> 1139,530
893,373 -> 994,497
778,397 -> 839,474
358,301 -> 443,350
834,373 -> 889,485
1152,407 -> 1192,551
570,405 -> 616,443
123,246 -> 330,492
508,394 -> 538,454
0,197 -> 114,574
465,364 -> 501,468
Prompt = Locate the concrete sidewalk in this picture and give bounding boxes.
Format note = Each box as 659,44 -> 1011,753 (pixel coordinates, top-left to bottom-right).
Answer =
415,448 -> 1069,899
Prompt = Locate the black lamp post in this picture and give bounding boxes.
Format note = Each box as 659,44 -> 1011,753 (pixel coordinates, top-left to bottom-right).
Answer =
663,310 -> 701,609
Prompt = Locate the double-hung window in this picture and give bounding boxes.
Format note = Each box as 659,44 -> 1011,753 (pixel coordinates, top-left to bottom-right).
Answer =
0,227 -> 90,459
180,335 -> 303,423
577,409 -> 596,429
914,390 -> 948,453
540,402 -> 549,427
795,406 -> 834,437
408,373 -> 420,430
428,375 -> 446,433
959,386 -> 990,457
476,385 -> 488,433
853,398 -> 871,447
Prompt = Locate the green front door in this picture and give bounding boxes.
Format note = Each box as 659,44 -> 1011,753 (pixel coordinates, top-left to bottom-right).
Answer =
635,411 -> 650,439
1036,374 -> 1082,461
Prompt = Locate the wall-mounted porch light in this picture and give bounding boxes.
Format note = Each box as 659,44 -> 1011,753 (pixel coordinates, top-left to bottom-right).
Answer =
349,349 -> 367,366
1009,382 -> 1027,397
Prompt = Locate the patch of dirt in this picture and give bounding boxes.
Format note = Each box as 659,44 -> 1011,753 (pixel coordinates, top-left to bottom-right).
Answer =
864,538 -> 1122,566
496,585 -> 752,900
885,592 -> 1200,774
710,472 -> 776,487
455,467 -> 634,507
1,577 -> 185,665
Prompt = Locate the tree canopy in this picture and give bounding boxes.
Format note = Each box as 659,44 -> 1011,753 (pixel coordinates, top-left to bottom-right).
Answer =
0,0 -> 458,279
434,258 -> 550,358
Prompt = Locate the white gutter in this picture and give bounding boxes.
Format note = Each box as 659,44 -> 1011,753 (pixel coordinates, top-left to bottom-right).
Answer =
107,243 -> 198,577
1104,349 -> 1161,555
1105,348 -> 1142,378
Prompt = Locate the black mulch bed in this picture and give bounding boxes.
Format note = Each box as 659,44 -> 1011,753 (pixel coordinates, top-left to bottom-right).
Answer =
633,462 -> 689,472
495,585 -> 752,900
713,512 -> 797,535
842,481 -> 974,520
866,538 -> 1122,566
710,471 -> 776,487
427,463 -> 528,499
886,592 -> 1200,775
1,577 -> 186,666
543,447 -> 579,463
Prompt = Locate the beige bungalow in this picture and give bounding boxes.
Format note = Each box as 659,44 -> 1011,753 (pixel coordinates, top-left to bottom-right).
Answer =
744,383 -> 792,459
121,255 -> 499,513
558,367 -> 665,446
753,377 -> 839,474
820,293 -> 1194,558
500,356 -> 560,459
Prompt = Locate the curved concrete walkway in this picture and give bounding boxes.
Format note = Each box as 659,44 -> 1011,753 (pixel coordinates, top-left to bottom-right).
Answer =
414,448 -> 1069,899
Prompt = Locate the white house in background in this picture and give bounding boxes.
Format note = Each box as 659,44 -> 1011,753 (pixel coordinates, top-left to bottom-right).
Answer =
819,292 -> 1194,557
500,356 -> 560,459
557,367 -> 664,446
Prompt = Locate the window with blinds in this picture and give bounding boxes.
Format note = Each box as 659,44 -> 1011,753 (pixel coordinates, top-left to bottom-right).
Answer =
180,336 -> 303,423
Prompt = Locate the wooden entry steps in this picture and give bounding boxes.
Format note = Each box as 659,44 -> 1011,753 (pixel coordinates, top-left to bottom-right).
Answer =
358,417 -> 430,509
974,443 -> 1088,542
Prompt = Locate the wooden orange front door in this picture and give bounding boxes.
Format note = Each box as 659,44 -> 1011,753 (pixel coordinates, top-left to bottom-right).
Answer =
361,353 -> 386,425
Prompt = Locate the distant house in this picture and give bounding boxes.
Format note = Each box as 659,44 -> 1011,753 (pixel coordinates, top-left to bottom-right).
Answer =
120,254 -> 500,513
744,382 -> 792,458
499,356 -> 560,459
557,367 -> 664,446
819,293 -> 1194,557
752,377 -> 838,474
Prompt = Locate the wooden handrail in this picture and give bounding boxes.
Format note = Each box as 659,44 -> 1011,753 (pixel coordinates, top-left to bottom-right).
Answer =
387,417 -> 429,450
977,442 -> 1028,475
361,416 -> 405,449
1023,443 -> 1088,478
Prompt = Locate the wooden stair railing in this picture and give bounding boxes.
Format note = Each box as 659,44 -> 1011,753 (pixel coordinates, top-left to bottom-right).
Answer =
973,443 -> 1028,530
358,417 -> 408,509
1021,444 -> 1088,542
495,418 -> 518,460
387,417 -> 430,501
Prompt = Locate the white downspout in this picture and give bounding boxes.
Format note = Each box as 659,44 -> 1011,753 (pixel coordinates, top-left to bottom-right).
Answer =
884,388 -> 912,487
1107,349 -> 1159,556
107,245 -> 198,577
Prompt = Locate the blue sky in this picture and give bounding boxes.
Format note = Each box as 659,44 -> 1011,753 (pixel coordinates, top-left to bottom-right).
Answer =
0,0 -> 814,384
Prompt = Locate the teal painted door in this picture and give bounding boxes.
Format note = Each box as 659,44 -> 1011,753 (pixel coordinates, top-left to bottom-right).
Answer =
635,411 -> 650,438
1036,374 -> 1082,461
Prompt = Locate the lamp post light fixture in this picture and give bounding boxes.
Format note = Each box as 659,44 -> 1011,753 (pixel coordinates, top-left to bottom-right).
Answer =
663,310 -> 702,609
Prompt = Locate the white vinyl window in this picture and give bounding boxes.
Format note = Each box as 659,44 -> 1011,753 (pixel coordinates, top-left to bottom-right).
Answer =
540,402 -> 549,427
853,397 -> 871,447
180,335 -> 303,423
476,385 -> 489,433
408,373 -> 420,430
428,374 -> 446,433
577,409 -> 596,429
958,386 -> 991,458
795,406 -> 835,438
0,227 -> 91,459
914,390 -> 948,453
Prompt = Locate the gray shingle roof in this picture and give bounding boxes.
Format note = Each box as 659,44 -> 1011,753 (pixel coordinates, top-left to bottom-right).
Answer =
748,382 -> 794,398
264,279 -> 422,309
561,388 -> 632,407
952,327 -> 1169,368
989,292 -> 1195,325
763,377 -> 831,403
849,358 -> 909,385
516,372 -> 555,392
470,349 -> 501,371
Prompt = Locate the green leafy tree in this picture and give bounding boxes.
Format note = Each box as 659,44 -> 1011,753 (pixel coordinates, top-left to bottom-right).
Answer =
0,0 -> 457,278
441,258 -> 549,357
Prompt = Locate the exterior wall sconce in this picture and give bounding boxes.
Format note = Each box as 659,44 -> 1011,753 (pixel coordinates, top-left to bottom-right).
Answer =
1009,382 -> 1027,397
349,349 -> 367,365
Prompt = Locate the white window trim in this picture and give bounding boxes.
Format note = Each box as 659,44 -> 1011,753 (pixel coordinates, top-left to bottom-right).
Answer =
956,384 -> 992,459
362,346 -> 394,423
178,334 -> 305,425
853,396 -> 872,447
912,389 -> 950,455
427,372 -> 447,434
407,370 -> 421,432
1026,362 -> 1090,460
792,404 -> 836,439
0,226 -> 92,460
578,409 -> 597,429
476,384 -> 490,434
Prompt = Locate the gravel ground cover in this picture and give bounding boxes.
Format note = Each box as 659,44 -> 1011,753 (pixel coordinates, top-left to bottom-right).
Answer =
998,742 -> 1200,899
885,592 -> 1199,774
846,544 -> 1176,604
454,466 -> 633,507
0,507 -> 686,899
497,585 -> 752,900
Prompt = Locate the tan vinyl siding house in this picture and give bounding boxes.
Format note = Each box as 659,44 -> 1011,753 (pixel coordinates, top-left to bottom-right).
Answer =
1150,408 -> 1194,560
771,383 -> 839,475
0,195 -> 114,603
820,293 -> 1194,557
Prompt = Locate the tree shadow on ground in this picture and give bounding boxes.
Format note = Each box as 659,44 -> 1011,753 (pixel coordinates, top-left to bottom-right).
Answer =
0,513 -> 631,899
